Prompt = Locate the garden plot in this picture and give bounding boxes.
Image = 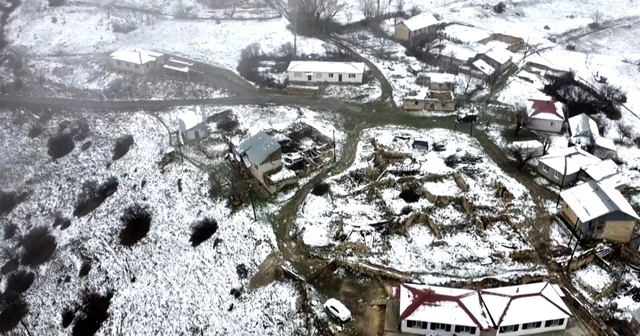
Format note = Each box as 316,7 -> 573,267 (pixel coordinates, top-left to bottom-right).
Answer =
572,264 -> 614,295
296,127 -> 543,280
323,78 -> 382,103
0,109 -> 305,335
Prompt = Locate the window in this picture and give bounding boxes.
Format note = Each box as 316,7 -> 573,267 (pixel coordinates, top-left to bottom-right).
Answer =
550,121 -> 555,126
406,320 -> 427,329
294,72 -> 302,78
134,64 -> 140,69
554,171 -> 561,180
414,101 -> 419,105
329,73 -> 334,78
544,319 -> 564,327
430,323 -> 451,331
116,61 -> 121,65
126,63 -> 130,68
348,74 -> 356,78
542,164 -> 549,172
499,325 -> 519,333
455,325 -> 477,334
522,322 -> 542,330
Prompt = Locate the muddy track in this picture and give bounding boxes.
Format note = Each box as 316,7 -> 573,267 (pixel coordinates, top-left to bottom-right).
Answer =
553,15 -> 640,43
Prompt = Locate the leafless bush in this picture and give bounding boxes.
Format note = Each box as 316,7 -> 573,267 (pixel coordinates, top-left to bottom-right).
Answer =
493,1 -> 506,14
408,4 -> 421,16
112,21 -> 137,34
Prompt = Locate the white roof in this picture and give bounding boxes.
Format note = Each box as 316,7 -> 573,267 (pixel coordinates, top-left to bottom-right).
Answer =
526,100 -> 565,121
560,180 -> 639,222
538,147 -> 601,175
163,64 -> 189,73
511,140 -> 543,151
179,106 -> 205,130
399,13 -> 439,32
399,284 -> 492,329
434,43 -> 478,62
595,137 -> 616,151
418,72 -> 456,84
481,282 -> 572,326
110,49 -> 163,65
582,160 -> 627,188
287,61 -> 365,74
472,59 -> 495,76
568,113 -> 598,137
480,43 -> 513,65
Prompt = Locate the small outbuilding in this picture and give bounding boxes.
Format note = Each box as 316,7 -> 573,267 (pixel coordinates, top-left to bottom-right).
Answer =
178,106 -> 208,144
412,139 -> 429,150
580,159 -> 627,192
594,137 -> 617,159
526,99 -> 565,134
537,147 -> 601,187
109,49 -> 165,75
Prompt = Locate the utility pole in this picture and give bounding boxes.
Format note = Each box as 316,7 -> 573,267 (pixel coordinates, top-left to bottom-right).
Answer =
566,233 -> 581,272
292,0 -> 298,58
332,129 -> 336,163
248,183 -> 257,221
469,120 -> 473,136
556,155 -> 569,207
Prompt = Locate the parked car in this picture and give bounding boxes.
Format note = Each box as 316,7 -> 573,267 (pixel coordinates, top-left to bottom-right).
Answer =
323,298 -> 351,322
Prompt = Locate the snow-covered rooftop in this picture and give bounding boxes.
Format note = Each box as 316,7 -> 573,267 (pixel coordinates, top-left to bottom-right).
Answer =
433,43 -> 478,62
178,106 -> 205,130
110,49 -> 163,65
568,113 -> 598,138
481,282 -> 572,327
398,284 -> 492,329
398,13 -> 439,32
560,180 -> 639,222
538,147 -> 601,175
236,131 -> 281,165
418,72 -> 456,84
442,24 -> 491,43
481,44 -> 513,65
526,99 -> 565,121
287,61 -> 365,74
595,137 -> 616,152
582,159 -> 621,182
405,88 -> 430,100
472,59 -> 495,76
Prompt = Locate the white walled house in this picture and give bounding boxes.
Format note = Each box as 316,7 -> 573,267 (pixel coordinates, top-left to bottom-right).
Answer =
526,99 -> 565,133
397,284 -> 493,335
178,106 -> 208,144
286,61 -> 366,83
536,147 -> 601,187
481,282 -> 572,336
109,49 -> 165,75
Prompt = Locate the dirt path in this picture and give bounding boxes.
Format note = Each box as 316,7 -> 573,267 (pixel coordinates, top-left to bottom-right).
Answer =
552,15 -> 640,43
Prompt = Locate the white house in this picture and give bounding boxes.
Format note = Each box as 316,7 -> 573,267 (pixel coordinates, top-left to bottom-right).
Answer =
287,61 -> 366,83
431,42 -> 478,66
568,113 -> 598,139
178,106 -> 208,144
526,99 -> 565,133
397,283 -> 493,335
477,43 -> 514,74
537,147 -> 601,187
481,282 -> 572,336
394,14 -> 441,42
472,59 -> 495,78
109,49 -> 165,75
580,159 -> 627,191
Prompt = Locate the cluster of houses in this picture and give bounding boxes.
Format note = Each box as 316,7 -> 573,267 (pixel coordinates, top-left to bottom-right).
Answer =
513,98 -> 639,244
396,281 -> 573,336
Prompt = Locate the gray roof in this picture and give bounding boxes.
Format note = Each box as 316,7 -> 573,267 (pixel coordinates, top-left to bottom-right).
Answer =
633,307 -> 640,322
237,131 -> 280,165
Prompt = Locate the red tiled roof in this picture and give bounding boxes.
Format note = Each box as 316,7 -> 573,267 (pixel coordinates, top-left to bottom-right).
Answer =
529,99 -> 564,120
399,284 -> 490,330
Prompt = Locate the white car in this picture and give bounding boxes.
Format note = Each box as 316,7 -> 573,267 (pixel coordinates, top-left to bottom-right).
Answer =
323,298 -> 351,322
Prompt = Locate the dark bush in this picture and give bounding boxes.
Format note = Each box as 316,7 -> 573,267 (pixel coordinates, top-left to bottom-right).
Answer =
5,270 -> 35,294
189,218 -> 218,247
112,135 -> 134,161
48,0 -> 64,6
217,117 -> 239,132
112,21 -> 137,33
53,215 -> 72,230
493,1 -> 506,13
70,119 -> 90,141
236,264 -> 248,279
79,261 -> 91,277
81,141 -> 92,151
72,291 -> 113,336
1,258 -> 19,275
73,177 -> 119,217
28,125 -> 43,138
399,189 -> 420,203
0,293 -> 28,332
4,223 -> 18,240
119,205 -> 152,246
48,133 -> 75,159
311,183 -> 330,196
401,205 -> 413,215
0,190 -> 28,216
62,308 -> 75,328
21,227 -> 57,267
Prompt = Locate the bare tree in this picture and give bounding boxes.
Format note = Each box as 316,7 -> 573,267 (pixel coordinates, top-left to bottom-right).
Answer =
273,0 -> 345,31
614,120 -> 634,143
375,36 -> 389,60
541,134 -> 552,155
358,0 -> 377,21
510,145 -> 537,170
408,4 -> 421,16
394,0 -> 404,22
511,103 -> 529,135
277,42 -> 296,60
601,84 -> 627,104
456,73 -> 483,96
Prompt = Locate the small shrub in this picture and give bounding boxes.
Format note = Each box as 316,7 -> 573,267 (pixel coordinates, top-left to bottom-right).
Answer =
112,135 -> 134,161
0,294 -> 28,332
81,141 -> 92,151
48,133 -> 75,159
493,1 -> 506,13
5,270 -> 35,294
3,223 -> 18,240
21,227 -> 57,267
112,21 -> 137,34
53,215 -> 72,230
311,183 -> 330,196
0,190 -> 28,216
401,205 -> 413,215
62,308 -> 75,328
119,205 -> 152,246
236,264 -> 248,279
79,261 -> 91,277
72,291 -> 113,336
189,218 -> 218,247
73,178 -> 119,217
28,125 -> 42,138
1,258 -> 19,275
399,189 -> 420,203
70,119 -> 90,141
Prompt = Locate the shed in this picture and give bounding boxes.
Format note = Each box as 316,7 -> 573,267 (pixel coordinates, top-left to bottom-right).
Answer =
178,106 -> 208,144
412,139 -> 429,150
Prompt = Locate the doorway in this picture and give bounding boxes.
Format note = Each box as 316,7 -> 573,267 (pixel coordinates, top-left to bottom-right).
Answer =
338,74 -> 343,82
307,75 -> 312,81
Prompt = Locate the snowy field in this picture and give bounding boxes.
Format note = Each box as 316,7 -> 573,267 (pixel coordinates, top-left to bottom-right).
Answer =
0,109 -> 307,335
296,127 -> 544,281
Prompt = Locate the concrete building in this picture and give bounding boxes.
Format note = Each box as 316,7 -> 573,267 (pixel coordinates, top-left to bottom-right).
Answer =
178,106 -> 208,144
580,159 -> 627,192
416,72 -> 456,91
402,89 -> 455,112
394,14 -> 440,42
287,61 -> 366,83
109,49 -> 165,75
560,180 -> 639,243
526,99 -> 565,133
536,147 -> 601,187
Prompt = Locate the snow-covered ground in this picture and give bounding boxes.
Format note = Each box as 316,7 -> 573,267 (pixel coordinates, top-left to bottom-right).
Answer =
0,109 -> 307,335
296,127 -> 544,281
573,264 -> 613,294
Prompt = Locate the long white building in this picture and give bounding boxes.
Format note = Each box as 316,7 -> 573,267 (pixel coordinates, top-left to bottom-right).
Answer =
286,61 -> 366,83
109,49 -> 165,75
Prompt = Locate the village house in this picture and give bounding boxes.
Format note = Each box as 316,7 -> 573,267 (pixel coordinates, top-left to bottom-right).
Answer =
394,13 -> 441,43
594,136 -> 617,159
480,282 -> 572,335
568,113 -> 599,148
471,59 -> 495,79
537,147 -> 601,187
232,131 -> 296,194
396,282 -> 572,336
109,49 -> 165,75
580,159 -> 627,192
397,283 -> 493,335
430,42 -> 478,67
178,106 -> 208,144
559,180 -> 639,243
286,61 -> 366,84
526,99 -> 565,133
475,44 -> 514,74
402,89 -> 455,112
416,72 -> 456,91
